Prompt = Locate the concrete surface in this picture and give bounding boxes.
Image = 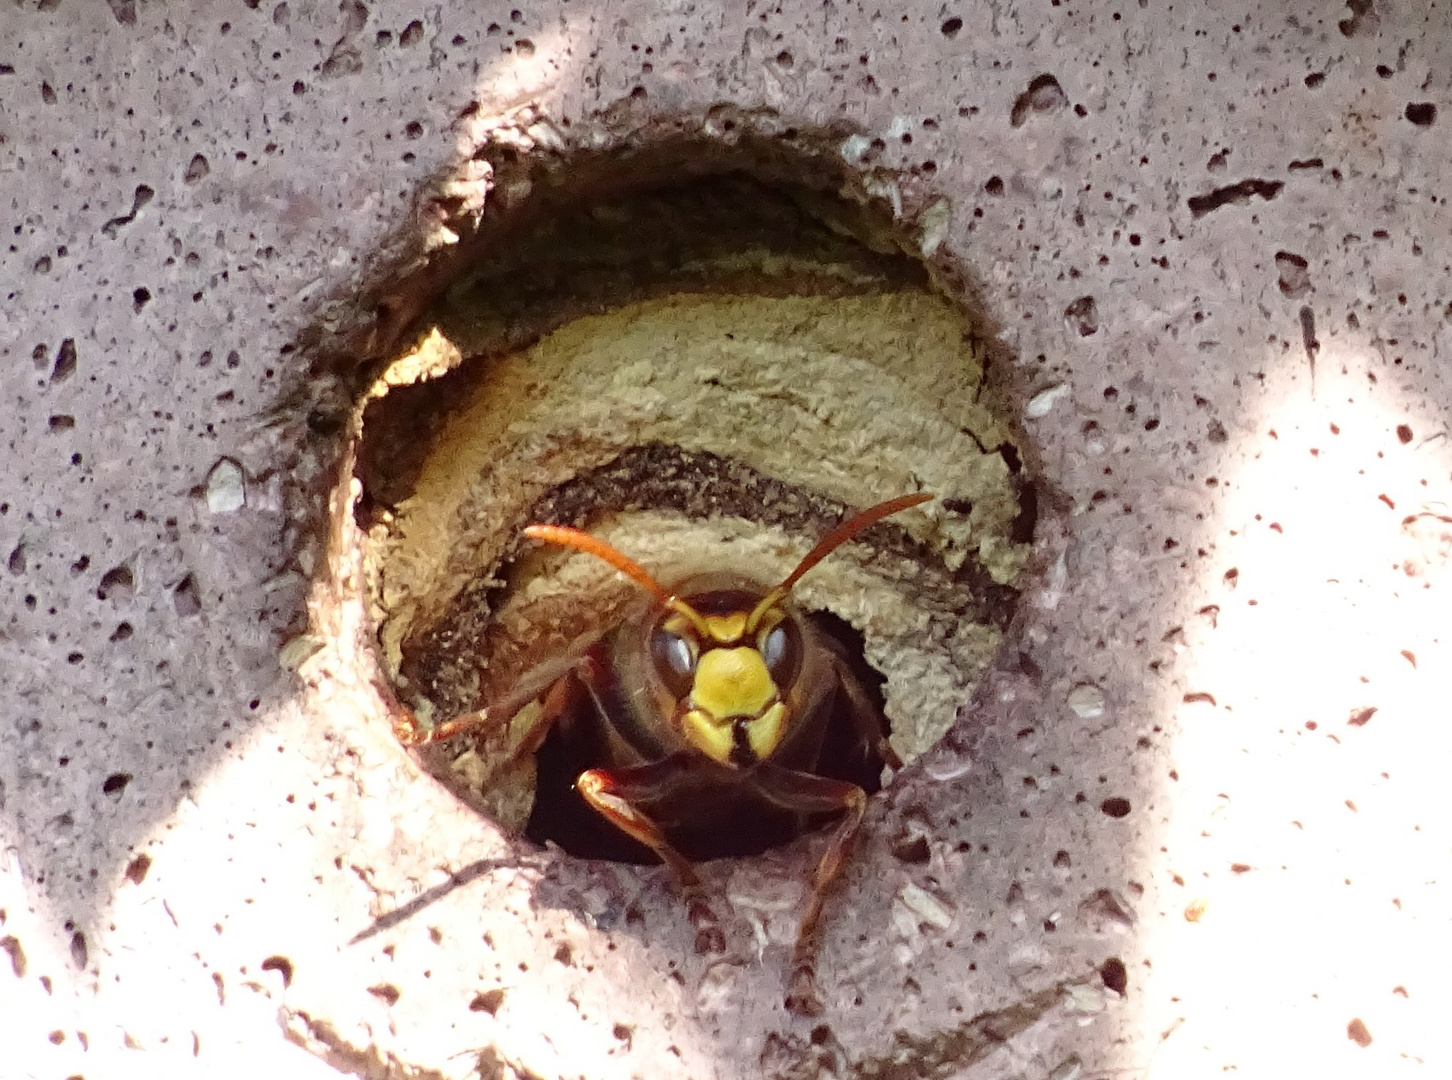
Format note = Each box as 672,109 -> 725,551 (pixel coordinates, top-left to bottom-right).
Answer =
2,1 -> 1449,1078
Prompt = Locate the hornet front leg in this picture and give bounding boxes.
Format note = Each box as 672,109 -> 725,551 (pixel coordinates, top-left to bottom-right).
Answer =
749,763 -> 869,1017
575,756 -> 728,956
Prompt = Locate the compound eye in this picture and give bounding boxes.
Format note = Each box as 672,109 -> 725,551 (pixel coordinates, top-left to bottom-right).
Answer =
758,619 -> 801,686
650,627 -> 697,696
761,625 -> 788,670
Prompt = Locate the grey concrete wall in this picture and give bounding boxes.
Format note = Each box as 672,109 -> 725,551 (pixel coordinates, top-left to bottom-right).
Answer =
2,1 -> 1449,1078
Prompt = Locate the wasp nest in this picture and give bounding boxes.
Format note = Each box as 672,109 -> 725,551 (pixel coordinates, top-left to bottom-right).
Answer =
351,171 -> 1031,835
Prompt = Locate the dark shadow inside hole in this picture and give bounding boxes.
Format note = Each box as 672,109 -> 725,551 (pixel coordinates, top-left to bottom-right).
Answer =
1011,479 -> 1039,544
524,610 -> 890,863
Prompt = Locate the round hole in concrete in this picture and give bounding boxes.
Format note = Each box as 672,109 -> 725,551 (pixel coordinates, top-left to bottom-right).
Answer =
330,128 -> 1034,864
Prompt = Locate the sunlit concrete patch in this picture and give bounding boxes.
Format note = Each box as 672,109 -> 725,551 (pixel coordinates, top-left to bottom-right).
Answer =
0,705 -> 402,1080
1135,350 -> 1452,1079
47,690 -> 689,1080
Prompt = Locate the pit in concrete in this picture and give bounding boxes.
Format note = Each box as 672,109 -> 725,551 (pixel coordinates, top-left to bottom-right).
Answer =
330,132 -> 1035,865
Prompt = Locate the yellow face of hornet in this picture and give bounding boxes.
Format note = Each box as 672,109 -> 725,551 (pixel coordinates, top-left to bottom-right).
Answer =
650,599 -> 798,768
519,493 -> 931,772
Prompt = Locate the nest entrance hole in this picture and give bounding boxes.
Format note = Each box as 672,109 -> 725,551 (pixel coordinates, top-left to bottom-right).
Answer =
346,132 -> 1032,866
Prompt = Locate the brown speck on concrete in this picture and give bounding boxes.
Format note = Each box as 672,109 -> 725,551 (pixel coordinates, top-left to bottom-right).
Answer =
0,937 -> 27,979
1405,102 -> 1437,126
1299,305 -> 1320,379
123,854 -> 152,884
1064,295 -> 1099,336
1010,74 -> 1069,127
1187,177 -> 1283,217
469,988 -> 506,1015
1274,251 -> 1312,298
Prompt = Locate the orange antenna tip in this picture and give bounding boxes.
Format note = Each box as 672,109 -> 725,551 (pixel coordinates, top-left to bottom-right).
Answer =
776,492 -> 934,594
523,524 -> 674,607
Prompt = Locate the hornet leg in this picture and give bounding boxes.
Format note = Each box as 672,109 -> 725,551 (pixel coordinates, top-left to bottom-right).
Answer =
750,764 -> 868,1016
576,758 -> 727,956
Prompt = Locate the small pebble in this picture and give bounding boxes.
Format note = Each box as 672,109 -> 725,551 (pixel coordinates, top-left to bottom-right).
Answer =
1067,683 -> 1106,719
205,458 -> 245,513
1026,383 -> 1070,418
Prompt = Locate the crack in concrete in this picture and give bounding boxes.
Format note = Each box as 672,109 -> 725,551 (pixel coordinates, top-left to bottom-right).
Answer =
282,1008 -> 451,1080
348,855 -> 536,945
287,1005 -> 554,1080
849,979 -> 1073,1079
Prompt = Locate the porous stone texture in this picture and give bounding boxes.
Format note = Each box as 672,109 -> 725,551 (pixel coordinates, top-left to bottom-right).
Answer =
2,3 -> 1449,1079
